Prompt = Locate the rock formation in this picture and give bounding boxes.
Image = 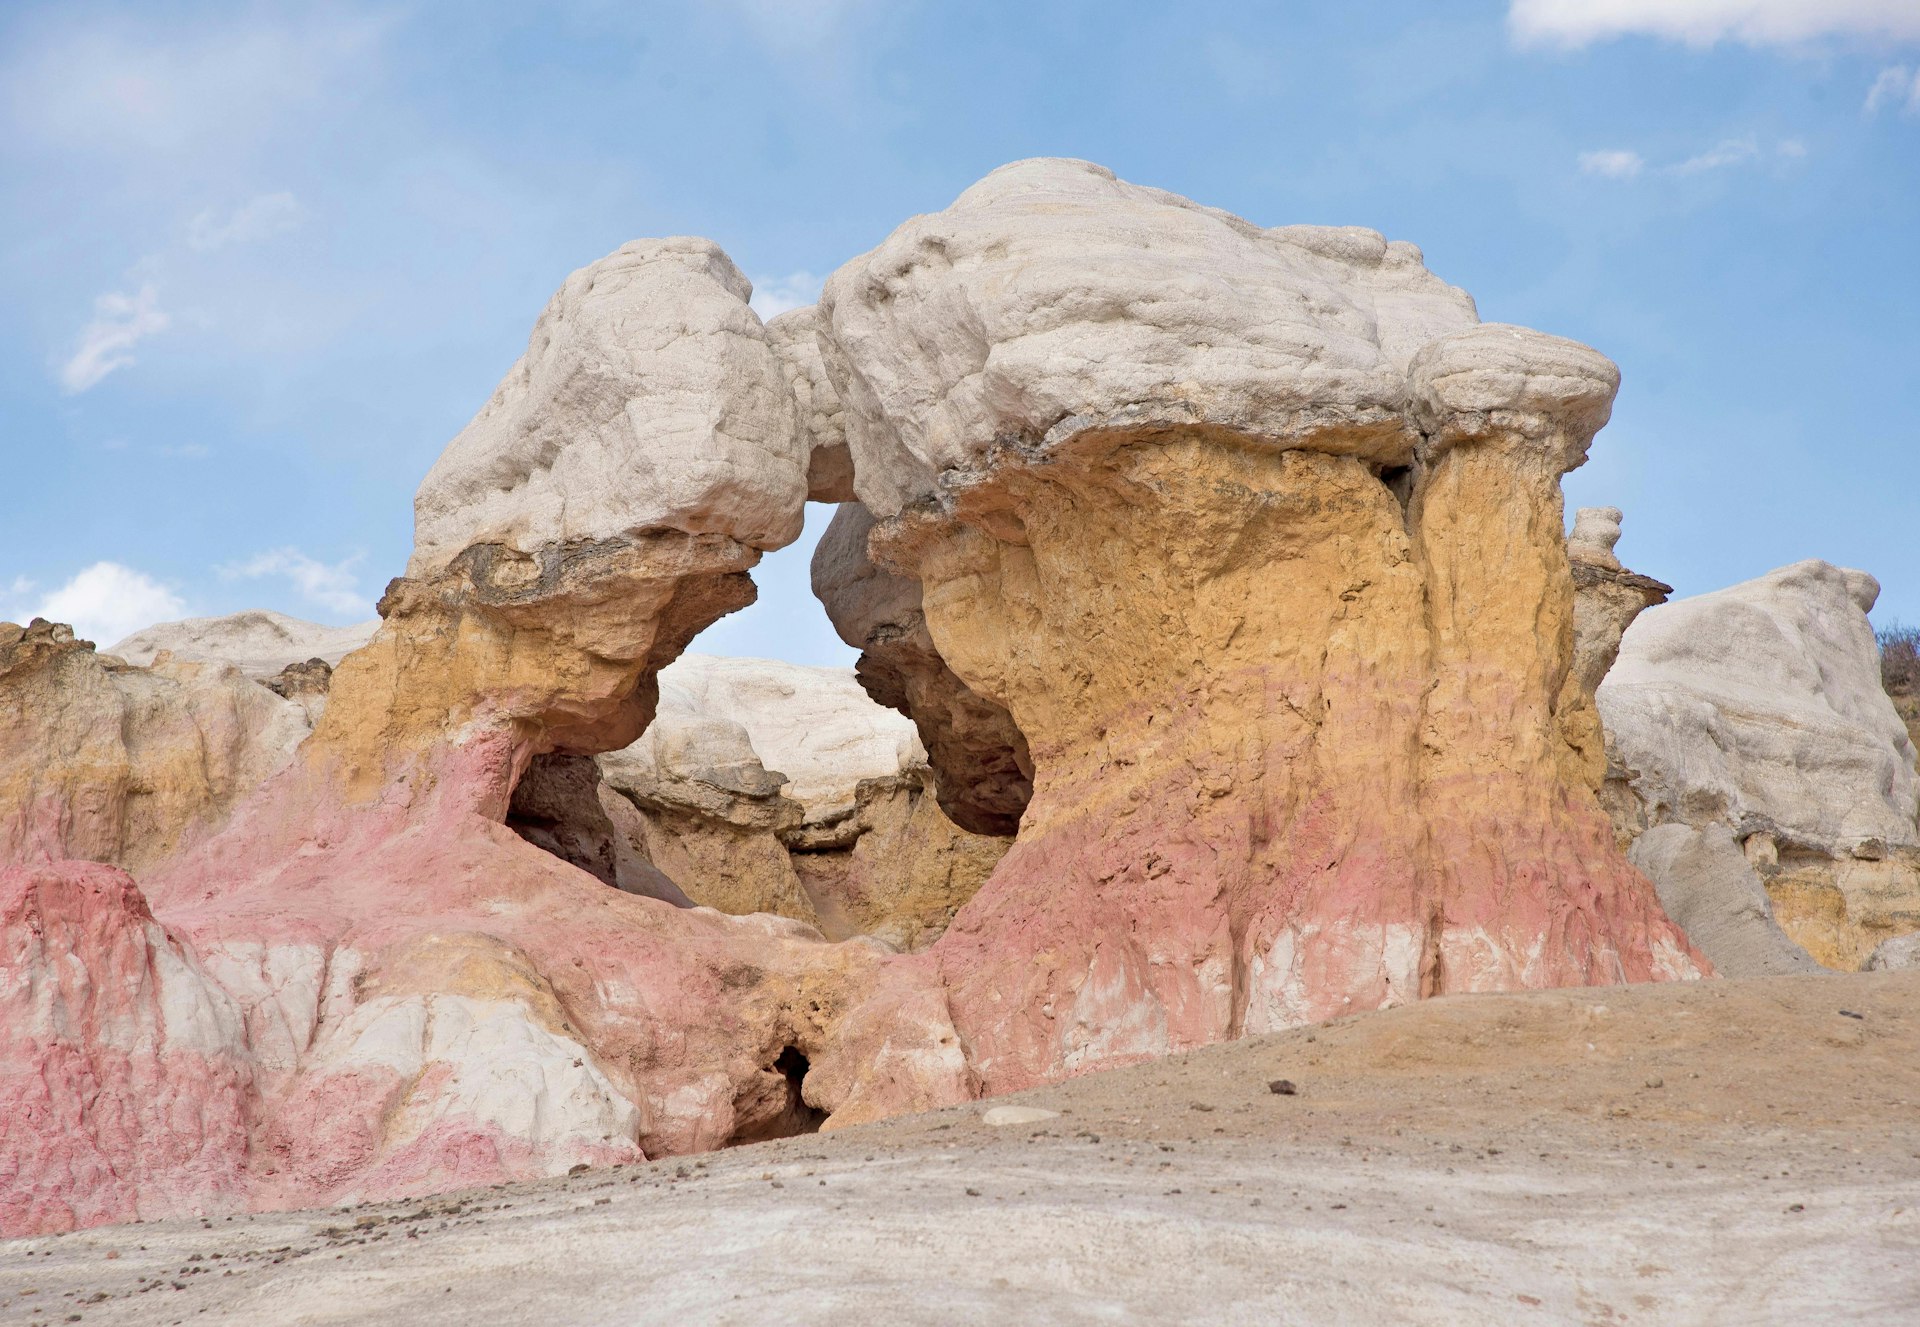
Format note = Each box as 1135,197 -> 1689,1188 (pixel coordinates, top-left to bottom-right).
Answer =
812,502 -> 1034,836
811,159 -> 1703,1096
0,619 -> 311,874
1,160 -> 1720,1235
1599,560 -> 1920,969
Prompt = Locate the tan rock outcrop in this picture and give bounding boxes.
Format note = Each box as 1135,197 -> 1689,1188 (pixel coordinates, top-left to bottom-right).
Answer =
0,618 -> 311,874
596,652 -> 1007,944
1565,507 -> 1671,791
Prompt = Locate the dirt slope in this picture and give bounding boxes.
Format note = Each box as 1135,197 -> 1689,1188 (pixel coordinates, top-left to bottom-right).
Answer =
4,970 -> 1917,1325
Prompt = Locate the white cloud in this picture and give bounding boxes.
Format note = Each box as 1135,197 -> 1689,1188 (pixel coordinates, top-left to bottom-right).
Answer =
59,283 -> 170,393
1579,148 -> 1646,178
221,548 -> 372,618
1866,65 -> 1920,114
0,13 -> 390,162
1511,0 -> 1920,48
188,191 -> 301,251
18,562 -> 186,644
749,270 -> 825,320
1671,136 -> 1762,173
7,575 -> 35,598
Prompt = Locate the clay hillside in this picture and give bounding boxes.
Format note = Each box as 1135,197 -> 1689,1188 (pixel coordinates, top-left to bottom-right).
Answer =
4,161 -> 1918,1322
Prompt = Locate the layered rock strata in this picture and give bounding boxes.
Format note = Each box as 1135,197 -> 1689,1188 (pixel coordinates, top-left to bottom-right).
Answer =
0,238 -> 970,1236
1600,560 -> 1920,969
814,159 -> 1704,1094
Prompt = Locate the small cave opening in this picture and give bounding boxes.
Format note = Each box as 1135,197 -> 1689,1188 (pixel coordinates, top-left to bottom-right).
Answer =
1378,463 -> 1415,520
725,1046 -> 827,1146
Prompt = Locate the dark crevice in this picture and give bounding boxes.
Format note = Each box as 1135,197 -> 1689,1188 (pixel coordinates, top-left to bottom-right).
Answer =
725,1046 -> 827,1146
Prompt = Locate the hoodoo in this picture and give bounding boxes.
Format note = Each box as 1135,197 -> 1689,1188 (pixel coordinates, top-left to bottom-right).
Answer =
0,161 -> 1716,1235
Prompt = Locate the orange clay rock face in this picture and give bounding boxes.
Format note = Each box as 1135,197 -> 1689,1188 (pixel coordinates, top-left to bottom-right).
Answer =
813,159 -> 1706,1094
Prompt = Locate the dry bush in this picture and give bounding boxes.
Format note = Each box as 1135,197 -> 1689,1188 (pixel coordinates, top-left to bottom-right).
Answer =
1880,623 -> 1920,697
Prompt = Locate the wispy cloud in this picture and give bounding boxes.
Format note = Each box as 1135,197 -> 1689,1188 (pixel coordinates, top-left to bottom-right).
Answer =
156,442 -> 212,459
1866,65 -> 1920,115
220,547 -> 372,618
59,283 -> 170,393
13,561 -> 186,644
1671,136 -> 1762,174
1580,136 -> 1805,180
750,270 -> 825,320
1512,0 -> 1920,48
188,190 -> 301,251
1579,149 -> 1645,179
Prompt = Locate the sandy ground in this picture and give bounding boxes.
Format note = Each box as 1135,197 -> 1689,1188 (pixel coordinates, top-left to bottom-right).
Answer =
4,970 -> 1919,1325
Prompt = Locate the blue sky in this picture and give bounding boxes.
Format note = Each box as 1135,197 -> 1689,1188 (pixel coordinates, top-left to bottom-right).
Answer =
2,1 -> 1916,664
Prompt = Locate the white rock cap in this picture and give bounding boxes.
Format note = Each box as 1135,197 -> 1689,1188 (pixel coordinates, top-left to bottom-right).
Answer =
409,237 -> 809,576
818,157 -> 1521,516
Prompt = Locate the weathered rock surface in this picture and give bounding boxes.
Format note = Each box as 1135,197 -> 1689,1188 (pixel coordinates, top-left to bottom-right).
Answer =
1865,930 -> 1920,971
408,237 -> 807,577
108,610 -> 377,679
766,307 -> 855,502
1626,823 -> 1819,977
0,619 -> 311,874
815,158 -> 1703,1099
1599,560 -> 1920,968
1565,507 -> 1670,790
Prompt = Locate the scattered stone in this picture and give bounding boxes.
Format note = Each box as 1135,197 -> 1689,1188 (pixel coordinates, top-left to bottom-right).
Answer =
981,1106 -> 1060,1127
1268,1080 -> 1299,1097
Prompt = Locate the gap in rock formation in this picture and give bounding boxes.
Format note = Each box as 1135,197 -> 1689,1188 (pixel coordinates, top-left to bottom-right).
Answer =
725,1046 -> 827,1145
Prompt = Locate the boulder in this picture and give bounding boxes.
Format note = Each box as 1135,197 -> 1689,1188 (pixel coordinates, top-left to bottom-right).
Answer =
1866,931 -> 1920,971
1599,560 -> 1920,968
408,237 -> 806,577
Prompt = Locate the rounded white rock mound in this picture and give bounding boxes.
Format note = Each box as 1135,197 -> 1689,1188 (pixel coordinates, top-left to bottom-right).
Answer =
1600,559 -> 1919,854
409,237 -> 809,576
109,610 -> 379,679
